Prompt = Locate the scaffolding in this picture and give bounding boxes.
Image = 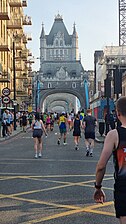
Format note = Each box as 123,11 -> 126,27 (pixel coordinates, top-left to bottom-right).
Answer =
119,0 -> 126,45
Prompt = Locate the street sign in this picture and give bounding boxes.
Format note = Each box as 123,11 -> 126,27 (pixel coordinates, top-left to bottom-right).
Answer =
2,96 -> 10,104
2,87 -> 10,96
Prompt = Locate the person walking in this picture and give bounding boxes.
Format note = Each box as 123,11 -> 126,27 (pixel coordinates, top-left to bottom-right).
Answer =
21,112 -> 27,132
73,114 -> 81,150
83,109 -> 97,157
28,113 -> 33,127
32,112 -> 47,159
67,113 -> 72,131
94,96 -> 126,224
57,112 -> 67,145
2,110 -> 7,137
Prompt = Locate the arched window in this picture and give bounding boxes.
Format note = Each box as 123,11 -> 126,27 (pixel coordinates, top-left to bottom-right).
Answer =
55,40 -> 58,46
48,82 -> 52,88
60,40 -> 63,46
72,82 -> 76,88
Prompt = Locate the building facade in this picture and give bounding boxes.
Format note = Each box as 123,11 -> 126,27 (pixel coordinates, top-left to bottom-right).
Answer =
0,0 -> 32,110
90,46 -> 126,120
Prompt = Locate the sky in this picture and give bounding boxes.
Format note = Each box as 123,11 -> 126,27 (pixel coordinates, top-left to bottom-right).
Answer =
24,0 -> 119,71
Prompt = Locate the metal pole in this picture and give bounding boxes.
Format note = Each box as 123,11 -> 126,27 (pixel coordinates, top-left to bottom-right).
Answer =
35,89 -> 38,112
13,41 -> 16,130
106,95 -> 110,134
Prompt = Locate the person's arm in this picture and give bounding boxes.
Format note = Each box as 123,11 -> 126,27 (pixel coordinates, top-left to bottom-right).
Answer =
41,120 -> 47,135
82,120 -> 86,129
31,120 -> 35,130
94,129 -> 117,203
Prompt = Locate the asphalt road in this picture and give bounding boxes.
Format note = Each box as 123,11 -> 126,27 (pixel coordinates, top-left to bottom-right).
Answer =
0,124 -> 119,224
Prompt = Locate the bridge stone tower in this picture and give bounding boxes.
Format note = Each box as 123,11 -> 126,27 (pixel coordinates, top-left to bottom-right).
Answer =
35,14 -> 87,112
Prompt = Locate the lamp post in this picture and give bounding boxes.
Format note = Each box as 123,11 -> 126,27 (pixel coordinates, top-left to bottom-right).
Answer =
104,72 -> 111,134
13,40 -> 17,130
35,75 -> 40,112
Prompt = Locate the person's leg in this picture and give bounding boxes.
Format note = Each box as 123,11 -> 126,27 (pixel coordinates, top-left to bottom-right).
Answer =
7,124 -> 10,135
57,130 -> 62,145
63,132 -> 67,145
77,136 -> 80,149
74,136 -> 78,149
34,138 -> 38,158
38,137 -> 42,157
2,124 -> 6,137
89,139 -> 94,156
85,139 -> 90,156
119,216 -> 126,224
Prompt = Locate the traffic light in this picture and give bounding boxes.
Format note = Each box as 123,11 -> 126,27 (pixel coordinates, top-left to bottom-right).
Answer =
113,67 -> 122,94
104,77 -> 111,97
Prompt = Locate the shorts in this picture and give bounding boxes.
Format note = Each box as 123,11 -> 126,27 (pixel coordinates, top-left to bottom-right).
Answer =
33,129 -> 43,138
114,180 -> 126,218
73,130 -> 81,136
59,128 -> 67,134
85,132 -> 95,139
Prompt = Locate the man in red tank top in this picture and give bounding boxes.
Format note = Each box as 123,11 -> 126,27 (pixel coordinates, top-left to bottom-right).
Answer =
94,96 -> 126,224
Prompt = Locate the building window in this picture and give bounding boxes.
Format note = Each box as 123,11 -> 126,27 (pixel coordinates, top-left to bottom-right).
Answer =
60,40 -> 63,46
64,49 -> 67,55
90,90 -> 94,96
48,82 -> 52,88
72,82 -> 76,88
55,40 -> 58,46
60,50 -> 63,56
49,49 -> 52,55
72,72 -> 76,78
56,50 -> 58,57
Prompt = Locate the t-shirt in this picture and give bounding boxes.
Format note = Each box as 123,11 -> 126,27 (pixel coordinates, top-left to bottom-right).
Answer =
83,115 -> 96,133
59,115 -> 66,129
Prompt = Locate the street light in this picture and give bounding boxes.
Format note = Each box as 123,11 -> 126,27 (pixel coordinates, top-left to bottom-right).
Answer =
104,69 -> 111,134
13,38 -> 16,130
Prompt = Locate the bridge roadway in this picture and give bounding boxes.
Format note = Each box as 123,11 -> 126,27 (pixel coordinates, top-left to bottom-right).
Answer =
0,124 -> 118,224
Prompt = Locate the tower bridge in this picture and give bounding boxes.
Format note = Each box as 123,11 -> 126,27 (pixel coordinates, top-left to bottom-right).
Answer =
33,14 -> 89,113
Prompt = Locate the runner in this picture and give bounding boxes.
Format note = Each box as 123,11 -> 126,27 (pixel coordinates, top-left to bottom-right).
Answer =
73,113 -> 81,150
94,96 -> 126,224
57,112 -> 67,145
32,112 -> 47,159
83,109 -> 97,157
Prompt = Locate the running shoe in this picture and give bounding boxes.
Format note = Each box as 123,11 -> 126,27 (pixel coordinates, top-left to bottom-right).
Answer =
38,152 -> 42,158
86,151 -> 89,156
57,139 -> 60,145
34,153 -> 38,159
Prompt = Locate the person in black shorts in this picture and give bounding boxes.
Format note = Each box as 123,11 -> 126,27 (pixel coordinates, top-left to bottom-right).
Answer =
94,96 -> 126,224
73,114 -> 81,150
83,109 -> 97,157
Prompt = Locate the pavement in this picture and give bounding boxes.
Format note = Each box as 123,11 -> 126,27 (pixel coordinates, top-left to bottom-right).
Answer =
0,125 -> 30,142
